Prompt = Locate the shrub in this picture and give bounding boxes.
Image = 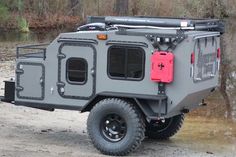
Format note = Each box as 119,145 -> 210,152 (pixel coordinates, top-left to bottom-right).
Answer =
17,16 -> 29,33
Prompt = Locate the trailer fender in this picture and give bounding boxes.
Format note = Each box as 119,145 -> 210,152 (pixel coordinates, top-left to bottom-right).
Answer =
81,92 -> 167,120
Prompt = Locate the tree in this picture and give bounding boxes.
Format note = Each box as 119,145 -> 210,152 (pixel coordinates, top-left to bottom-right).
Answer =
220,35 -> 232,119
114,0 -> 129,16
37,0 -> 49,17
69,0 -> 79,16
0,2 -> 9,23
213,0 -> 232,119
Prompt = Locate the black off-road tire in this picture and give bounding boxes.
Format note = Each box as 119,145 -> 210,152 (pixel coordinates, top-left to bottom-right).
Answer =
146,114 -> 184,140
87,98 -> 145,156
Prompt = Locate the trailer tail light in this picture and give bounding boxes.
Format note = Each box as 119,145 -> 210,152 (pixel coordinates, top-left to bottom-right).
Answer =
217,48 -> 221,71
190,52 -> 195,78
217,48 -> 221,59
191,52 -> 195,64
151,51 -> 174,83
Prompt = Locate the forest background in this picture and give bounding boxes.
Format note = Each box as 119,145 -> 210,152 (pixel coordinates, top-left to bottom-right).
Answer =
0,0 -> 236,120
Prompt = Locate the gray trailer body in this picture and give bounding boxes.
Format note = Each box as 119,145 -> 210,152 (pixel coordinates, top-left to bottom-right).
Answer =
13,28 -> 220,118
1,16 -> 224,155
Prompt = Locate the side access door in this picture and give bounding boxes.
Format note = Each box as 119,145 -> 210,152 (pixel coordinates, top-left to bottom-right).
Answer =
16,62 -> 45,100
57,42 -> 96,100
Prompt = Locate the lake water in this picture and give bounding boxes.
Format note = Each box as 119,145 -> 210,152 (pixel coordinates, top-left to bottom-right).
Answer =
0,29 -> 73,43
0,28 -> 74,61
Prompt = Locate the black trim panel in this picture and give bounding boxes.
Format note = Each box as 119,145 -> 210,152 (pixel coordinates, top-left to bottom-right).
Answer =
57,37 -> 98,44
106,40 -> 148,48
98,91 -> 167,100
15,101 -> 83,111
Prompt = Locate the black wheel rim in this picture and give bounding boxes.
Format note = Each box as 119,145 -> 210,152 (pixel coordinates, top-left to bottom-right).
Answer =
100,113 -> 127,142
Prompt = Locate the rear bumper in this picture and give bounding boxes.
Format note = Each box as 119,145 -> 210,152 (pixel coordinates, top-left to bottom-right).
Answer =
0,96 -> 12,103
0,96 -> 4,101
0,96 -> 15,103
0,81 -> 15,103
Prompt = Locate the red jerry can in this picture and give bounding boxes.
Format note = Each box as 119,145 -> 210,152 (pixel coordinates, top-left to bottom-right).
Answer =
151,51 -> 174,83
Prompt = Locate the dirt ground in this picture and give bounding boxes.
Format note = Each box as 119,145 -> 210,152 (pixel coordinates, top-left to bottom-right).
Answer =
0,102 -> 235,157
0,61 -> 236,157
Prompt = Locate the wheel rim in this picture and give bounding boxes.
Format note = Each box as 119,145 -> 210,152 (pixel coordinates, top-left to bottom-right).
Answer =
100,113 -> 127,142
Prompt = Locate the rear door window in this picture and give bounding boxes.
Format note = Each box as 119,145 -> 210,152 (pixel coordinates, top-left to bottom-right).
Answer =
67,58 -> 87,84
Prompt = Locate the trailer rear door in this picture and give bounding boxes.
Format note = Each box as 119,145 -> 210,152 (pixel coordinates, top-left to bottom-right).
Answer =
192,34 -> 220,82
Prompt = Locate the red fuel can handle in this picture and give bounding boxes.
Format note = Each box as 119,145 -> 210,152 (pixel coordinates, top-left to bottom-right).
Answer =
151,51 -> 174,83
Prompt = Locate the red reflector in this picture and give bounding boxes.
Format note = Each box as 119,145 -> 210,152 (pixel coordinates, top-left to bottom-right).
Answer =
191,52 -> 195,64
217,48 -> 221,59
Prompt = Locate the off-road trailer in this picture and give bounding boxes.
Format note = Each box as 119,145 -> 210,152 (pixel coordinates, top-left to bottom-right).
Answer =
1,16 -> 224,155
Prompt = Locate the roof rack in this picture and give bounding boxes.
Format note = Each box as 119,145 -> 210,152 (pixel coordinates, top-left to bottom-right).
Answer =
87,16 -> 225,33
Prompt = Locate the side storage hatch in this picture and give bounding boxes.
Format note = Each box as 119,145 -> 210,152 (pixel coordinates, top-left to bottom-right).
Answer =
16,62 -> 45,100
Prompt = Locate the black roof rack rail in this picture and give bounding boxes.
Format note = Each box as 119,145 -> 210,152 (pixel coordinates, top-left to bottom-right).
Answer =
87,16 -> 225,33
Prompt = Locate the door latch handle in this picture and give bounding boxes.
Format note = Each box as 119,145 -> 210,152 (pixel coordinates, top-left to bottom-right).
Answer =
40,77 -> 44,86
91,68 -> 95,76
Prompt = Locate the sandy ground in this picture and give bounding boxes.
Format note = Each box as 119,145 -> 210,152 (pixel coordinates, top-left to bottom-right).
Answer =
0,61 -> 236,157
0,102 -> 235,157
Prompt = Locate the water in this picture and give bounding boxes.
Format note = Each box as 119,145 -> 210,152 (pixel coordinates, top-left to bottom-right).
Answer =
0,27 -> 75,43
0,28 -> 74,61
